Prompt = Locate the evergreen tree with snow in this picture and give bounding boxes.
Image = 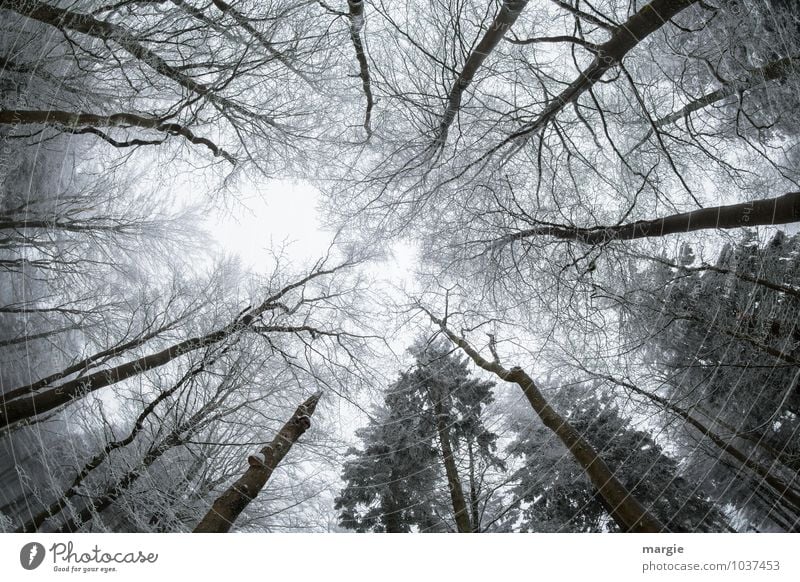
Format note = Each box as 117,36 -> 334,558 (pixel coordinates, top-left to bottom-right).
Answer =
335,339 -> 504,532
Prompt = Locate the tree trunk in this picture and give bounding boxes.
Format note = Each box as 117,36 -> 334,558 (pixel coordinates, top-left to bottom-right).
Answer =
0,265 -> 342,429
1,328 -> 230,429
3,319 -> 182,403
193,392 -> 322,533
0,110 -> 233,162
499,191 -> 800,246
347,0 -> 374,136
467,439 -> 481,532
427,312 -> 664,532
0,325 -> 78,348
436,0 -> 528,144
432,398 -> 472,533
383,491 -> 404,533
502,0 -> 697,146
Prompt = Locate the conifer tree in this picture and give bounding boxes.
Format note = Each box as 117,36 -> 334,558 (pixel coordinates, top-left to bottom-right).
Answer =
335,340 -> 503,532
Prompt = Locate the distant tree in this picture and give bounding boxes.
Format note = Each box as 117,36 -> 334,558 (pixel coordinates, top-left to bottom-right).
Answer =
335,380 -> 443,532
335,339 -> 504,532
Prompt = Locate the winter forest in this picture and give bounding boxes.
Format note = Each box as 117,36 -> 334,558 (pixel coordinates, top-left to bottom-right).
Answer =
1,0 -> 799,535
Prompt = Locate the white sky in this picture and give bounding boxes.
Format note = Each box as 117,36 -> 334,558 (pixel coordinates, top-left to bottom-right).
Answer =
209,179 -> 333,270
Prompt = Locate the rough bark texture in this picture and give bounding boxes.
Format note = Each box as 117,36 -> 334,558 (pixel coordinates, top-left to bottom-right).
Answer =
500,191 -> 800,246
193,392 -> 322,533
426,312 -> 665,532
436,0 -> 528,144
433,398 -> 472,532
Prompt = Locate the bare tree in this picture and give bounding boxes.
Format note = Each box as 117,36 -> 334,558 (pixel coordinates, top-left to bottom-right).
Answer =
419,305 -> 664,533
0,255 -> 364,429
1,0 -> 348,170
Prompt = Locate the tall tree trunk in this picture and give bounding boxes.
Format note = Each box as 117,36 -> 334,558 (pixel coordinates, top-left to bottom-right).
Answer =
435,0 -> 528,144
1,327 -> 230,428
425,311 -> 664,532
347,0 -> 374,136
193,392 -> 322,533
501,0 -> 697,147
433,398 -> 472,533
0,325 -> 79,348
0,265 -> 342,429
498,191 -> 800,246
3,319 -> 181,403
467,439 -> 480,532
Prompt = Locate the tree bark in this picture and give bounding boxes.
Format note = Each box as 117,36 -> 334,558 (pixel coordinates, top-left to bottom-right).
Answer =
433,398 -> 472,533
0,325 -> 79,348
3,319 -> 180,403
347,0 -> 374,137
436,0 -> 528,144
383,486 -> 404,533
501,0 -> 697,146
467,439 -> 481,532
193,392 -> 322,533
0,264 -> 342,429
498,191 -> 800,246
0,110 -> 234,162
425,311 -> 665,532
1,328 -> 229,429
